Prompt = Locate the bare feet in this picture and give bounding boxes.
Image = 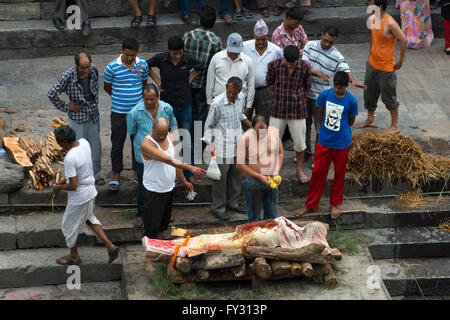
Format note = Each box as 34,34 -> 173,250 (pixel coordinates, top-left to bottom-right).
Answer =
355,119 -> 375,129
294,206 -> 315,217
330,205 -> 341,219
384,126 -> 400,134
297,168 -> 309,184
144,255 -> 155,272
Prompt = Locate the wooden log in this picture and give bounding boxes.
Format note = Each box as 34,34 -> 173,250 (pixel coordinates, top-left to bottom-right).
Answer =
2,137 -> 33,167
249,257 -> 272,280
290,262 -> 303,276
185,270 -> 255,283
300,262 -> 314,277
175,257 -> 192,274
311,263 -> 332,276
191,255 -> 206,270
243,244 -> 334,265
193,249 -> 245,271
169,268 -> 187,284
324,264 -> 338,287
231,264 -> 247,278
269,260 -> 291,276
331,248 -> 343,261
197,269 -> 210,281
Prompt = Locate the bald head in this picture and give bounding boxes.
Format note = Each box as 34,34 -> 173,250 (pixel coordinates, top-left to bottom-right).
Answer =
75,51 -> 91,79
152,117 -> 170,142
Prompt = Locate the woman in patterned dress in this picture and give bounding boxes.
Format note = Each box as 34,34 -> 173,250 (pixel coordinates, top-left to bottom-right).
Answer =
396,0 -> 434,49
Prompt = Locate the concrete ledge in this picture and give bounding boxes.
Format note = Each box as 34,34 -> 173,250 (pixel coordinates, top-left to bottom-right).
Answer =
377,257 -> 450,296
0,7 -> 444,60
0,246 -> 122,288
0,216 -> 16,250
364,227 -> 450,259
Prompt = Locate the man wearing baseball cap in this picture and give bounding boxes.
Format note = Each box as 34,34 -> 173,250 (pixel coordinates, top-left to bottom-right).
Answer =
206,33 -> 255,117
243,19 -> 283,124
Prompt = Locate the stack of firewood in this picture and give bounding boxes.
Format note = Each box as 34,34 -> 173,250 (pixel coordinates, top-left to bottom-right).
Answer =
19,136 -> 41,162
40,131 -> 65,163
169,235 -> 342,288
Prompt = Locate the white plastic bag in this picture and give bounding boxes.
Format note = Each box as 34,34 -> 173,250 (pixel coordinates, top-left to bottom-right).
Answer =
206,149 -> 221,180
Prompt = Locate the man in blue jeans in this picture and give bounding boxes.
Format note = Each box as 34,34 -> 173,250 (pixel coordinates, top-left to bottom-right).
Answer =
236,115 -> 284,222
147,35 -> 203,183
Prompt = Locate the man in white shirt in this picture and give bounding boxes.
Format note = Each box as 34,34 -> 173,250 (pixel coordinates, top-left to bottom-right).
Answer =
203,77 -> 252,221
243,19 -> 283,124
140,117 -> 205,271
206,33 -> 255,114
52,125 -> 119,266
302,25 -> 366,160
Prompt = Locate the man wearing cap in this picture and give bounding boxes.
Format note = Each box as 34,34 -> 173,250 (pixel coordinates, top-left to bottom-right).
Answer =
243,19 -> 283,124
266,45 -> 311,183
206,33 -> 255,118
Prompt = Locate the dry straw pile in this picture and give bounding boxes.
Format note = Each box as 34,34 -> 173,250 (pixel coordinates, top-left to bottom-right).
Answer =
346,131 -> 450,207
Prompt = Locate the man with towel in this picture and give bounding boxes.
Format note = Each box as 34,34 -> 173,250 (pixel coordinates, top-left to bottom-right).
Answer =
52,125 -> 120,265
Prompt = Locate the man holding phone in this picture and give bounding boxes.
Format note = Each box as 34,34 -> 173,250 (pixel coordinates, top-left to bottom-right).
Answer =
48,51 -> 104,185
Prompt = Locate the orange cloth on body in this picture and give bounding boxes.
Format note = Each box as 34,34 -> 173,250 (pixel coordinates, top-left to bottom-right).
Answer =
368,14 -> 397,72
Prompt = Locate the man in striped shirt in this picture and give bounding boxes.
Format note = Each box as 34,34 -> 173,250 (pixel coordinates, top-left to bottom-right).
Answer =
104,38 -> 149,191
302,26 -> 366,160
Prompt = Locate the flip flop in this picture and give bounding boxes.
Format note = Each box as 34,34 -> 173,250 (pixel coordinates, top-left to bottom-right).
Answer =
233,10 -> 244,20
95,178 -> 105,186
147,15 -> 157,26
56,256 -> 82,266
108,180 -> 120,191
130,15 -> 143,28
242,9 -> 254,19
108,246 -> 120,264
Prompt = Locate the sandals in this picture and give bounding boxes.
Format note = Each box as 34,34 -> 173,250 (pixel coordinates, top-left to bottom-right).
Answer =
95,178 -> 105,186
56,255 -> 82,266
242,9 -> 254,19
108,180 -> 120,191
273,6 -> 282,16
233,10 -> 244,20
147,15 -> 156,26
220,14 -> 235,24
130,15 -> 143,28
260,8 -> 270,18
180,14 -> 191,24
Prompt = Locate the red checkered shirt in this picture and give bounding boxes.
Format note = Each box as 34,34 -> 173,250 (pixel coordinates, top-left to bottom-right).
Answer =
266,58 -> 311,120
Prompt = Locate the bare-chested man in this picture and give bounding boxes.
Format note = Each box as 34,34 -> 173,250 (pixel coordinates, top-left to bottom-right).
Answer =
236,115 -> 284,222
355,0 -> 407,134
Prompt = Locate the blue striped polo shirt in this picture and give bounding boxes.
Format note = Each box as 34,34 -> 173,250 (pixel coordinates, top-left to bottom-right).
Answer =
104,55 -> 149,114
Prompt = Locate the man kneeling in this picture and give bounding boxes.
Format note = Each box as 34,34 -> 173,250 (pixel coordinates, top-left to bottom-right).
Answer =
53,125 -> 119,265
294,71 -> 358,219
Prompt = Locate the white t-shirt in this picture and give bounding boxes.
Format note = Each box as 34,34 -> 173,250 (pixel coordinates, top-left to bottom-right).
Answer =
64,138 -> 98,205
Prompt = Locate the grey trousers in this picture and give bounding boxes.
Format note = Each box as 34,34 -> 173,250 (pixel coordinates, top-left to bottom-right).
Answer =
211,157 -> 243,215
68,118 -> 102,180
54,0 -> 89,22
305,97 -> 322,156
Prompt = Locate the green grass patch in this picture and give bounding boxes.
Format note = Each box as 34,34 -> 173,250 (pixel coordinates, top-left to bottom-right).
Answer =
145,262 -> 181,298
327,222 -> 369,255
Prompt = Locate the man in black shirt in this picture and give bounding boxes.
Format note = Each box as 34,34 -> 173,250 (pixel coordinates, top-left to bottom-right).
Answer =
147,36 -> 203,182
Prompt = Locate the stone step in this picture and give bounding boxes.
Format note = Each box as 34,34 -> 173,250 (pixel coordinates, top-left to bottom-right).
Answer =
375,257 -> 450,297
0,246 -> 122,289
0,198 -> 448,251
0,281 -> 124,300
0,0 -> 398,21
364,226 -> 450,260
0,6 -> 444,60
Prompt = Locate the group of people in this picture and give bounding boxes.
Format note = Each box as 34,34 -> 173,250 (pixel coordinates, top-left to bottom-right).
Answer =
46,0 -> 440,268
50,0 -> 316,33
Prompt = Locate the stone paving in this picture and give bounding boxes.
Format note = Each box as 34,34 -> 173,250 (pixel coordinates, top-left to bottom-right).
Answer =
0,39 -> 448,184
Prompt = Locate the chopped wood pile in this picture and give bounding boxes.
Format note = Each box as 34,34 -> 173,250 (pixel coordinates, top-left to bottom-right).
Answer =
1,118 -> 67,190
168,222 -> 341,288
169,244 -> 342,287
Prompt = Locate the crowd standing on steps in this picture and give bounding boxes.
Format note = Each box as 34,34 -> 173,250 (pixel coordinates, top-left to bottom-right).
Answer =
45,0 -> 447,256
